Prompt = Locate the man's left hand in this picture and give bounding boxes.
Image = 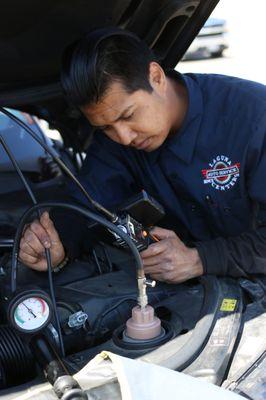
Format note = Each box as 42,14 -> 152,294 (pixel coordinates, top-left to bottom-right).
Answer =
141,227 -> 203,283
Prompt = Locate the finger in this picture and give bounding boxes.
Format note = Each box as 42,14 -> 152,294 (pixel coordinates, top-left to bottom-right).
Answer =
143,263 -> 162,275
22,223 -> 30,235
142,252 -> 166,266
19,250 -> 39,265
149,226 -> 177,240
24,228 -> 46,254
20,238 -> 41,258
144,262 -> 175,275
19,252 -> 47,272
29,217 -> 52,248
40,212 -> 61,244
141,240 -> 168,259
146,268 -> 177,284
147,272 -> 165,282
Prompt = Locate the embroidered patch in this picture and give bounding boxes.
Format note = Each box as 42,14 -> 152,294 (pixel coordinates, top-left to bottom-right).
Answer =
202,155 -> 240,191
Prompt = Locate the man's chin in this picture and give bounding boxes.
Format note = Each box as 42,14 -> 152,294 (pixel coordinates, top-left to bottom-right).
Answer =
133,136 -> 164,152
143,139 -> 163,152
144,146 -> 156,152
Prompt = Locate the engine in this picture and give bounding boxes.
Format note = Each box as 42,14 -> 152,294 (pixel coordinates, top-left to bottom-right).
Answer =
0,249 -> 206,389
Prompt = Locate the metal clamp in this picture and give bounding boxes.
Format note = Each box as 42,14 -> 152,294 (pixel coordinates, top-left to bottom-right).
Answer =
68,311 -> 88,329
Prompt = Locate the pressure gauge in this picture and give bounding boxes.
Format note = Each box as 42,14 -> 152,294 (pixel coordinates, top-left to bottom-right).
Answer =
8,289 -> 52,334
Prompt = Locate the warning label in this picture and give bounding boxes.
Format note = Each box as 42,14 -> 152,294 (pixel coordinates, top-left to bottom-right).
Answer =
220,298 -> 237,312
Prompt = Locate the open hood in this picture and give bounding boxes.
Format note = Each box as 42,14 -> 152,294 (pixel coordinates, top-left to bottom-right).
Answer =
0,0 -> 219,105
0,0 -> 219,141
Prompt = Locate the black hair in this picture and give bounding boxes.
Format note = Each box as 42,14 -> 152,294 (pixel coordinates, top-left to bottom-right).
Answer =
61,27 -> 157,107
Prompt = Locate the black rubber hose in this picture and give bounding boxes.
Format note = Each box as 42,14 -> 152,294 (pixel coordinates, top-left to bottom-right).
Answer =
0,107 -> 116,222
140,276 -> 222,370
0,135 -> 65,356
173,276 -> 222,371
0,135 -> 37,205
11,202 -> 143,293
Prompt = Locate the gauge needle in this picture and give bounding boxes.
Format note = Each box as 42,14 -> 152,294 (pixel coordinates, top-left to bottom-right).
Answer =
22,302 -> 37,318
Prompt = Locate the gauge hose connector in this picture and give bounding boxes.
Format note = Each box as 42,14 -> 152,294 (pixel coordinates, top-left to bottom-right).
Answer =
137,276 -> 156,309
53,375 -> 87,400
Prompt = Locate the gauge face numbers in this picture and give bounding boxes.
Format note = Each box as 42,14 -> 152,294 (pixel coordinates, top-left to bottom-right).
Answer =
13,296 -> 50,332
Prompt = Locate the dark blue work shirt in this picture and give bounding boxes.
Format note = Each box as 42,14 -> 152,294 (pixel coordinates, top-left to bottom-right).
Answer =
70,72 -> 266,277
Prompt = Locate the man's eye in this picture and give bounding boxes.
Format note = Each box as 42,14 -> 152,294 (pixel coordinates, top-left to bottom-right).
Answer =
99,125 -> 109,131
123,113 -> 134,120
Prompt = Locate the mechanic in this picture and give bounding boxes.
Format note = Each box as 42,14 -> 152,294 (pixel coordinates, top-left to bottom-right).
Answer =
19,28 -> 266,283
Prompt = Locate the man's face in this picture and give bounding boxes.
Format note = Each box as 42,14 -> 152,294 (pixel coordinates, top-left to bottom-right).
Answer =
81,64 -> 175,152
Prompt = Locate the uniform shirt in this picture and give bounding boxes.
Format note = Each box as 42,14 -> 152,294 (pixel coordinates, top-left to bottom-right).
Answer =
67,72 -> 266,278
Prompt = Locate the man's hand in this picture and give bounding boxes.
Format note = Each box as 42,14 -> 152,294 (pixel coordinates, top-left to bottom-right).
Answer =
141,227 -> 203,283
19,211 -> 65,271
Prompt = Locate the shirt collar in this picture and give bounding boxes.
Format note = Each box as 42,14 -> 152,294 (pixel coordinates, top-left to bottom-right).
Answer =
147,71 -> 203,165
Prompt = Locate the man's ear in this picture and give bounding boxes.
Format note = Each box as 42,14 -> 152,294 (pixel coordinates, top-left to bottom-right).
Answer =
148,62 -> 166,94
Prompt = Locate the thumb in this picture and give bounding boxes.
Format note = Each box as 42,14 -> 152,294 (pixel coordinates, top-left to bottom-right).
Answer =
40,211 -> 61,243
149,226 -> 177,240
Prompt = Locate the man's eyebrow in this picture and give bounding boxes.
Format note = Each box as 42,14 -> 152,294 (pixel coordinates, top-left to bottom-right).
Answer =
114,105 -> 134,122
91,105 -> 134,129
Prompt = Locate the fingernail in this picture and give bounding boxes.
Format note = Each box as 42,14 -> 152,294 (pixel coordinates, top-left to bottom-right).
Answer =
42,211 -> 49,220
44,240 -> 50,248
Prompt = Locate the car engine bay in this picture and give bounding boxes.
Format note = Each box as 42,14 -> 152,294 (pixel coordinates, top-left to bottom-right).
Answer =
0,110 -> 265,400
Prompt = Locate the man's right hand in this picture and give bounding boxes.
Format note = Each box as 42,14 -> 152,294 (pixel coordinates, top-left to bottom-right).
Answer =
19,211 -> 65,271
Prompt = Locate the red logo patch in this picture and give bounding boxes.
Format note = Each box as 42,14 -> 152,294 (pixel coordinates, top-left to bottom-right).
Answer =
202,156 -> 240,191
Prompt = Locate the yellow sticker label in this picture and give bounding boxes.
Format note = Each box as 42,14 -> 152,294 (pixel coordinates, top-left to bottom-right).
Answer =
220,298 -> 237,312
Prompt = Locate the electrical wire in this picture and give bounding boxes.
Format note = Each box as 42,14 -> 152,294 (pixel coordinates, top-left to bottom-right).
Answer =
56,301 -> 77,314
11,202 -> 144,295
102,245 -> 113,272
92,249 -> 103,274
0,135 -> 65,357
0,135 -> 37,206
0,107 -> 117,222
1,109 -> 143,357
92,297 -> 136,334
46,249 -> 65,357
10,201 -> 144,345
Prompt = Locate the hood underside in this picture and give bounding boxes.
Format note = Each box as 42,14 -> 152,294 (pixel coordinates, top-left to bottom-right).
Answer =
0,1 -> 219,106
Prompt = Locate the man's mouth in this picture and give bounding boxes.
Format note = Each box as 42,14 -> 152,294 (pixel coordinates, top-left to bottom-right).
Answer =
133,137 -> 151,150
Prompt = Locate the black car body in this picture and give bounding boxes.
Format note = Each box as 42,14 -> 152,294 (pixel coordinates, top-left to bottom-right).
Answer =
0,1 -> 265,399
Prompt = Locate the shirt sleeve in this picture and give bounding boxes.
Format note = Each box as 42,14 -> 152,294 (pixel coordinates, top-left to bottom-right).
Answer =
196,111 -> 266,278
196,225 -> 266,278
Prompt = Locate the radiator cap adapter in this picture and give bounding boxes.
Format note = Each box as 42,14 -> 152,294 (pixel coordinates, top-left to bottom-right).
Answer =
125,305 -> 161,340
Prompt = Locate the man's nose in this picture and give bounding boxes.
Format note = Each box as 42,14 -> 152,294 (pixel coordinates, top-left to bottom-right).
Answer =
115,124 -> 137,146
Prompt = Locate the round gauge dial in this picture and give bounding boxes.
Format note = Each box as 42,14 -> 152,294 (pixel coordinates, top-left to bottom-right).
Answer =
8,290 -> 52,333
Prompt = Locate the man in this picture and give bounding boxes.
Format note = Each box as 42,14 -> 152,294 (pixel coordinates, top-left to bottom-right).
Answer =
19,28 -> 266,282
